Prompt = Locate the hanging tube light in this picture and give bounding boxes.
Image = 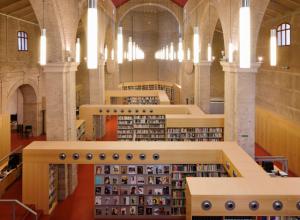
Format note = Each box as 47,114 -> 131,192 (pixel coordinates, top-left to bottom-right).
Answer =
239,0 -> 251,68
207,43 -> 212,62
104,45 -> 108,62
127,37 -> 132,61
87,0 -> 98,69
111,49 -> 114,61
75,38 -> 80,63
40,28 -> 47,66
170,42 -> 174,61
193,26 -> 199,64
178,37 -> 183,63
270,29 -> 277,66
117,27 -> 123,64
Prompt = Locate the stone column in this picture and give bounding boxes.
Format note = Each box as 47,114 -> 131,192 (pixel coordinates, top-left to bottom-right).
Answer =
43,62 -> 77,200
44,62 -> 77,141
88,59 -> 106,139
221,62 -> 260,157
194,61 -> 212,113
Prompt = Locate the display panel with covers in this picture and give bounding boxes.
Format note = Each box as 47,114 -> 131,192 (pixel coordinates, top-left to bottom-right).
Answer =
94,163 -> 228,218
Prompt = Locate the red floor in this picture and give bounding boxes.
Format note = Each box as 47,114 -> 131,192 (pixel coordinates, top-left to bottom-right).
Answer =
0,116 -> 297,219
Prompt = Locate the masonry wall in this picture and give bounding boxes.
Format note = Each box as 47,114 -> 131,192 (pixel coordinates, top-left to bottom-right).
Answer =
119,10 -> 180,83
256,14 -> 300,124
0,15 -> 42,136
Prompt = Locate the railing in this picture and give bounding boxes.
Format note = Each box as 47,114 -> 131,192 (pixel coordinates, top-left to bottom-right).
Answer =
0,145 -> 23,165
0,199 -> 38,220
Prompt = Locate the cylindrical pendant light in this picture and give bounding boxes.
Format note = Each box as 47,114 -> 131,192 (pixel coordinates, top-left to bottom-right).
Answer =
166,45 -> 169,60
170,42 -> 174,61
75,38 -> 80,63
104,45 -> 108,62
270,29 -> 277,66
178,37 -> 183,63
132,42 -> 136,60
117,27 -> 123,64
207,43 -> 212,62
239,0 -> 251,68
87,0 -> 98,69
40,28 -> 47,66
111,49 -> 114,61
193,26 -> 200,64
127,37 -> 132,61
228,42 -> 234,63
187,48 -> 191,61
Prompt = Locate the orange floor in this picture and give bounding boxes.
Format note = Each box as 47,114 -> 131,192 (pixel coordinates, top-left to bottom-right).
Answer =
0,116 -> 297,219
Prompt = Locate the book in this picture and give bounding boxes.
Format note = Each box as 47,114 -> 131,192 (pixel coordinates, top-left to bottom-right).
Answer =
95,186 -> 102,195
130,186 -> 136,195
96,166 -> 102,175
129,175 -> 136,184
137,186 -> 144,195
121,166 -> 127,174
128,165 -> 137,174
129,206 -> 136,215
111,165 -> 120,174
154,188 -> 163,195
137,166 -> 144,174
121,176 -> 128,185
146,207 -> 153,215
112,186 -> 119,195
147,166 -> 154,174
95,176 -> 104,185
137,176 -> 145,184
138,196 -> 144,205
130,196 -> 137,205
148,176 -> 154,184
111,207 -> 118,215
95,196 -> 101,205
122,196 -> 129,205
120,207 -> 126,215
104,186 -> 112,195
138,206 -> 144,215
104,176 -> 110,184
104,165 -> 110,174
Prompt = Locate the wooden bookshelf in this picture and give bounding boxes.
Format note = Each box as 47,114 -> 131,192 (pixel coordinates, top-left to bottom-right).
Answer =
94,163 -> 228,218
105,90 -> 170,105
79,105 -> 223,141
119,81 -> 181,104
22,141 -> 300,217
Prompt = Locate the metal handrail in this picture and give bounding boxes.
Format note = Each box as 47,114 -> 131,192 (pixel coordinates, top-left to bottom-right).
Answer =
0,145 -> 23,165
0,199 -> 38,220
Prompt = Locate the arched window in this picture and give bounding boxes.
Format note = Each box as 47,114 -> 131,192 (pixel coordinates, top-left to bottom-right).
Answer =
277,23 -> 291,46
18,31 -> 28,51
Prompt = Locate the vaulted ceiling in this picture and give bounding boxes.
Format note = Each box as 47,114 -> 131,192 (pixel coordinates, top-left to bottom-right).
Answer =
264,0 -> 300,21
111,0 -> 188,8
0,0 -> 38,24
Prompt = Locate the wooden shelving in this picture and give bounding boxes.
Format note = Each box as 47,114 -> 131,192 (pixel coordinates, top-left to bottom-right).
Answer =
118,115 -> 165,141
119,81 -> 180,104
94,163 -> 228,218
167,127 -> 223,142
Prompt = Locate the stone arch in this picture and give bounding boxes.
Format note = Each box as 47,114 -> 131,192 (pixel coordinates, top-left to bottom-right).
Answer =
117,0 -> 183,33
7,80 -> 39,136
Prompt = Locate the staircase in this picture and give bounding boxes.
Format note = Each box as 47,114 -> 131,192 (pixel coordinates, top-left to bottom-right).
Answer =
0,200 -> 42,220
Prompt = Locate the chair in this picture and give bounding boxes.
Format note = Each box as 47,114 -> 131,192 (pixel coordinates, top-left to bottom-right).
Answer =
24,125 -> 33,138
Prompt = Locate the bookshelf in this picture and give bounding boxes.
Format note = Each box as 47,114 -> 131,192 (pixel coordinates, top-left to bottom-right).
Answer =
117,115 -> 165,141
49,164 -> 58,212
94,163 -> 228,218
76,120 -> 86,140
167,127 -> 223,142
119,81 -> 181,104
124,96 -> 159,105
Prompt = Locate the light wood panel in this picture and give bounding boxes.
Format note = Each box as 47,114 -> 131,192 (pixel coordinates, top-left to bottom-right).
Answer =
255,106 -> 300,176
0,114 -> 11,166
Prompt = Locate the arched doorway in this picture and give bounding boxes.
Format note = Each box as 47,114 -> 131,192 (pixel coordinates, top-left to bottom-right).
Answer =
8,84 -> 38,136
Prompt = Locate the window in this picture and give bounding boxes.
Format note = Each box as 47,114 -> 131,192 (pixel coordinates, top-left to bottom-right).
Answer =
277,23 -> 291,46
18,31 -> 28,51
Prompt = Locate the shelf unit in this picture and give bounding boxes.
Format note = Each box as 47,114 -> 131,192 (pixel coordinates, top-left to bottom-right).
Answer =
49,164 -> 58,212
167,127 -> 223,142
117,115 -> 165,141
119,81 -> 180,104
124,96 -> 159,105
94,163 -> 228,218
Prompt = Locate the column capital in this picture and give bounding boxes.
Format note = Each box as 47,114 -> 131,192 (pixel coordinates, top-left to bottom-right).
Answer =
43,62 -> 78,73
220,61 -> 261,73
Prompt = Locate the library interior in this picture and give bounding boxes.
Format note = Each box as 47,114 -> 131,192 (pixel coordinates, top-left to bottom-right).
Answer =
0,0 -> 300,220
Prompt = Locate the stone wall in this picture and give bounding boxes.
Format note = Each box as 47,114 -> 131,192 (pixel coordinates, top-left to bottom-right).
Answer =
119,9 -> 180,83
0,14 -> 42,135
256,14 -> 300,124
